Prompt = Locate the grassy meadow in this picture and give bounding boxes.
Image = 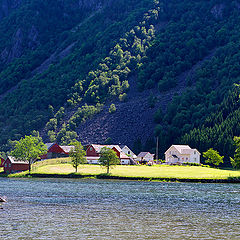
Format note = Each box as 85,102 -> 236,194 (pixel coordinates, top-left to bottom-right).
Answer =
9,158 -> 240,180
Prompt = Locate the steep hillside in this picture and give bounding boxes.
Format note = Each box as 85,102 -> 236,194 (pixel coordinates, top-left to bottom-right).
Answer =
0,0 -> 240,167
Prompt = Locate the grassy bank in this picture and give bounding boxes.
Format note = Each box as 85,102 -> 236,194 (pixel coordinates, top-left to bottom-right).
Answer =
9,160 -> 240,182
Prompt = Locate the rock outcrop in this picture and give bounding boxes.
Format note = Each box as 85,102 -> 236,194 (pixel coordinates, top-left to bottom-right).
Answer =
0,0 -> 23,21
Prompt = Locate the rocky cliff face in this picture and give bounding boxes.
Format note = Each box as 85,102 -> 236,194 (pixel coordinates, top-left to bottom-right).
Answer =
0,0 -> 23,21
0,0 -> 112,64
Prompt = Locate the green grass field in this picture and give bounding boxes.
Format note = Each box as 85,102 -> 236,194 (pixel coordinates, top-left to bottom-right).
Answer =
10,158 -> 240,180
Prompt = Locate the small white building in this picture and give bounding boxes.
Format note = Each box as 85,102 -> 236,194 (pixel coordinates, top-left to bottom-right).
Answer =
137,152 -> 154,163
165,145 -> 201,164
120,145 -> 137,159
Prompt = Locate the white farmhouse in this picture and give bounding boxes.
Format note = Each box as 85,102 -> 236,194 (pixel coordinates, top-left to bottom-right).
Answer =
137,152 -> 154,164
165,145 -> 201,164
120,145 -> 137,159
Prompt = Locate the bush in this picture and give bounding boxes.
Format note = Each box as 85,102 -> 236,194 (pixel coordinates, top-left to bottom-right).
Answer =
119,93 -> 127,102
109,104 -> 116,113
183,162 -> 200,166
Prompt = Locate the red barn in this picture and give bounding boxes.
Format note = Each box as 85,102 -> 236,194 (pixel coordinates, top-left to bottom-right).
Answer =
85,144 -> 130,165
41,143 -> 74,159
3,156 -> 29,174
0,157 -> 4,167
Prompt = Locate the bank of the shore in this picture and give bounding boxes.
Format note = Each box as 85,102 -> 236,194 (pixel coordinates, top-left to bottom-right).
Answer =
4,163 -> 240,183
8,173 -> 240,183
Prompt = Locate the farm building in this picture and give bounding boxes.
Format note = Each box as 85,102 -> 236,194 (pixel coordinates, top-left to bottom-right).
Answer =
86,144 -> 131,165
41,143 -> 74,159
137,152 -> 155,164
165,145 -> 201,164
3,156 -> 29,174
0,157 -> 4,167
120,145 -> 137,160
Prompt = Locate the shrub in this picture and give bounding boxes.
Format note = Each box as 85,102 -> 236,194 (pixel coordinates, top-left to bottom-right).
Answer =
109,104 -> 116,113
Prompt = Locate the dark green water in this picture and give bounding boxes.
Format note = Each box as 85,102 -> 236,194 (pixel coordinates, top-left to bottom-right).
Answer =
0,178 -> 239,239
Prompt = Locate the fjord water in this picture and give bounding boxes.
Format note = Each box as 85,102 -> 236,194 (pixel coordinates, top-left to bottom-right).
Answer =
0,178 -> 239,240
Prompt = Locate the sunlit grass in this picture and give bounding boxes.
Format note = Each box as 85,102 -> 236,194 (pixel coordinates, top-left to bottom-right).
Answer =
11,159 -> 240,180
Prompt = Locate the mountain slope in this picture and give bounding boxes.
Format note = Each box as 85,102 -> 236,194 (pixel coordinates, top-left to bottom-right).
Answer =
0,0 -> 239,167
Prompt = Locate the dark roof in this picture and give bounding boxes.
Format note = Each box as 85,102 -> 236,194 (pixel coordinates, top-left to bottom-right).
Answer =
137,152 -> 149,158
45,143 -> 55,149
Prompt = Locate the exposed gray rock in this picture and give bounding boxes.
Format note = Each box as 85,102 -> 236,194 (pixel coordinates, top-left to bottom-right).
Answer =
28,25 -> 40,49
7,28 -> 24,62
0,0 -> 23,21
211,4 -> 225,19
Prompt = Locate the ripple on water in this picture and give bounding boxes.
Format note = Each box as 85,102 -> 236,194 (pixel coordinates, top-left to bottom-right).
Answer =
0,178 -> 240,240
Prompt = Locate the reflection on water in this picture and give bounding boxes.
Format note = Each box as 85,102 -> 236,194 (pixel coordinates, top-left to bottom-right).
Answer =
0,178 -> 240,239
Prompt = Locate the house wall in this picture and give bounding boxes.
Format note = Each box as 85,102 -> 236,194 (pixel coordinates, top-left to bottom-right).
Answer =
87,159 -> 99,164
189,152 -> 201,164
165,146 -> 179,163
121,159 -> 130,165
122,146 -> 136,159
46,144 -> 69,159
137,153 -> 154,162
0,157 -> 4,167
86,145 -> 99,157
112,147 -> 121,158
165,146 -> 201,164
4,159 -> 29,173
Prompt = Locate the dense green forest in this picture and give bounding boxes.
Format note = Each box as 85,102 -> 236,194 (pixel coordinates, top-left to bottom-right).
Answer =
0,0 -> 240,166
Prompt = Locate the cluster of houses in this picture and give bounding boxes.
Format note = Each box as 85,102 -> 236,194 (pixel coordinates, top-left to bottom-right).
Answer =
0,143 -> 201,174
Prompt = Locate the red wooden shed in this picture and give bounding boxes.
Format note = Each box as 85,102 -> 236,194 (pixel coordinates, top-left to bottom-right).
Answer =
41,143 -> 74,159
0,157 -> 4,167
3,156 -> 29,174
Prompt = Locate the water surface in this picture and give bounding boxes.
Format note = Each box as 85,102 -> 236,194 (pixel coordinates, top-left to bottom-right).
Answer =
0,178 -> 239,239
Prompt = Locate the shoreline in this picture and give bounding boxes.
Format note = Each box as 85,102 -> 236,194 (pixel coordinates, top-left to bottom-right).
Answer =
4,173 -> 240,183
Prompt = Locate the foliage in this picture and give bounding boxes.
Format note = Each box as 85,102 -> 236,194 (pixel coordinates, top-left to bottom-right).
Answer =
0,0 -> 240,168
10,134 -> 47,172
230,136 -> 240,169
203,148 -> 224,167
0,0 -> 154,148
109,104 -> 116,113
99,147 -> 120,174
69,141 -> 86,172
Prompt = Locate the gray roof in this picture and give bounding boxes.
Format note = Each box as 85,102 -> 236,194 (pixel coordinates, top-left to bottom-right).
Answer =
45,143 -> 55,149
137,152 -> 149,158
60,146 -> 74,153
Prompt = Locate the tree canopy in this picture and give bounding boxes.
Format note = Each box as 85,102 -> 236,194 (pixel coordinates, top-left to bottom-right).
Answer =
69,141 -> 86,172
230,136 -> 240,169
10,134 -> 47,172
203,148 -> 224,167
99,147 -> 120,174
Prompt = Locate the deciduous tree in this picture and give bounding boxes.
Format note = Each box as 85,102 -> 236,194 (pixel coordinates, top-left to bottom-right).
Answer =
99,147 -> 120,174
203,148 -> 224,167
69,141 -> 86,172
10,135 -> 47,172
230,136 -> 240,169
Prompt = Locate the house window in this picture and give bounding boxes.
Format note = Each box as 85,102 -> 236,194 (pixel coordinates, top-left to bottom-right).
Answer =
128,151 -> 130,154
170,151 -> 171,154
194,151 -> 196,154
90,147 -> 93,151
194,158 -> 196,161
186,158 -> 188,160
